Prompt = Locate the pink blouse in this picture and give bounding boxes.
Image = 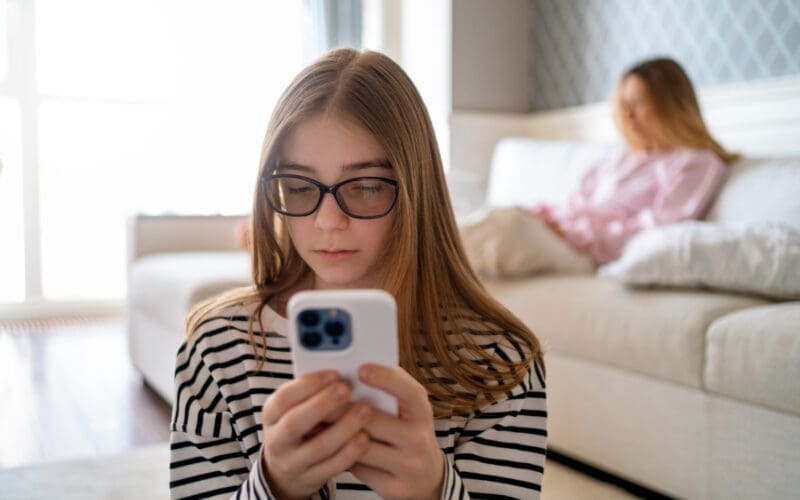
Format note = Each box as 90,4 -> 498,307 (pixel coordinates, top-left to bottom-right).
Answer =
534,148 -> 727,265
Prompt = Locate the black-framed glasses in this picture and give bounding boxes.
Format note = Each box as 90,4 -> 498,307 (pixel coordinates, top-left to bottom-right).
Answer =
262,174 -> 399,219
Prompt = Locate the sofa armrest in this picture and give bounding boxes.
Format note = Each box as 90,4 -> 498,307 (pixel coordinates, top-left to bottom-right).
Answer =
127,214 -> 248,262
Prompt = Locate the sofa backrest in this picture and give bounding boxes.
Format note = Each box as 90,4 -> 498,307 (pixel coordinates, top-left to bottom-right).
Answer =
486,138 -> 616,207
486,137 -> 800,229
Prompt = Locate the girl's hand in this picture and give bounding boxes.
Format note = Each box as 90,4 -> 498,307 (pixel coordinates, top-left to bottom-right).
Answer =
261,370 -> 373,500
350,364 -> 444,500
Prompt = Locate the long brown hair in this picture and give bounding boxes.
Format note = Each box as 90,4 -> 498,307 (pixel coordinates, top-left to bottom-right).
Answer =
186,48 -> 543,418
614,57 -> 739,164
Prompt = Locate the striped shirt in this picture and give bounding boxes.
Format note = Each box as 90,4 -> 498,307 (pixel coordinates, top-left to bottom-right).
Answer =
170,303 -> 547,499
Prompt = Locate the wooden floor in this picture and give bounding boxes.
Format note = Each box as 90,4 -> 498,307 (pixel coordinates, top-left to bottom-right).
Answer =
0,316 -> 172,468
0,316 -> 659,497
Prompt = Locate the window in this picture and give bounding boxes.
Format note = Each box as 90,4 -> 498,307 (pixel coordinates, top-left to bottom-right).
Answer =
2,1 -> 314,305
0,0 -> 7,81
0,98 -> 24,302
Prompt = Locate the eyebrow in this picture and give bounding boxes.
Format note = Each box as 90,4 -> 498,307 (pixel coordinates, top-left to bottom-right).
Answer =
275,160 -> 392,173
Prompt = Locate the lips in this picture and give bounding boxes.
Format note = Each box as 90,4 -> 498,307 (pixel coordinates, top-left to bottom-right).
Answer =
313,249 -> 358,261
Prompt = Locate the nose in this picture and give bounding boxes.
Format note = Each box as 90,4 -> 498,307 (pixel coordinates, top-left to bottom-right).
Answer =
313,192 -> 349,230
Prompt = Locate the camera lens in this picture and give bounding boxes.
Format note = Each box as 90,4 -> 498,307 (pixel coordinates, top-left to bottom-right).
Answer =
301,331 -> 322,347
325,321 -> 345,337
299,310 -> 320,327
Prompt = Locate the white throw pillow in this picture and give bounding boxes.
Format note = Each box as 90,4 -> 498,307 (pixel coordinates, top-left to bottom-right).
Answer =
599,221 -> 800,299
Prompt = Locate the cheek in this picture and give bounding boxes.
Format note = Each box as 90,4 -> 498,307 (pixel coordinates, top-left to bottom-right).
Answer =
378,213 -> 397,244
364,215 -> 395,251
285,218 -> 308,247
640,106 -> 658,123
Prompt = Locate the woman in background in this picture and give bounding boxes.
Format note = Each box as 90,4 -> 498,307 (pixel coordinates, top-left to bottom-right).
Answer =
464,57 -> 737,274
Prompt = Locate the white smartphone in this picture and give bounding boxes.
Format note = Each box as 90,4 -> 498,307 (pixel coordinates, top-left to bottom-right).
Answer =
288,289 -> 399,416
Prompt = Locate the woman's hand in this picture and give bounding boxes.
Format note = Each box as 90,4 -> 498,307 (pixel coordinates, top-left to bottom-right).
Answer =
260,370 -> 373,500
526,207 -> 564,238
350,364 -> 444,500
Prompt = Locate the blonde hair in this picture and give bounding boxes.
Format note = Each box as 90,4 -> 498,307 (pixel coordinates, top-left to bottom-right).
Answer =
614,57 -> 739,164
187,48 -> 543,418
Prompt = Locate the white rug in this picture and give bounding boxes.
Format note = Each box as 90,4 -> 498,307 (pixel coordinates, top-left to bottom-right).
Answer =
0,443 -> 170,500
0,443 -> 635,500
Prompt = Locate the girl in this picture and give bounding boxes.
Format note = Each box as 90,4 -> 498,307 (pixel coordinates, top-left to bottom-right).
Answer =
170,49 -> 547,499
463,57 -> 737,275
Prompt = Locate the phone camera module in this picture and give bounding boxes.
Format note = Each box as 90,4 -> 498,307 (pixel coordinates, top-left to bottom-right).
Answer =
296,308 -> 351,351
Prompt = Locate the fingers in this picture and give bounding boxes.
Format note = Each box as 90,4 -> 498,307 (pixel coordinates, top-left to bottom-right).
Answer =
349,462 -> 395,493
261,370 -> 339,425
264,429 -> 369,500
358,364 -> 432,421
362,410 -> 407,447
268,381 -> 353,450
352,439 -> 397,469
293,403 -> 373,470
260,370 -> 395,498
351,438 -> 446,500
305,431 -> 371,482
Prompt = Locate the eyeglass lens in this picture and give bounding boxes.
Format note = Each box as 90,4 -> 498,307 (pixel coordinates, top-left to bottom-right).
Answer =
267,176 -> 396,218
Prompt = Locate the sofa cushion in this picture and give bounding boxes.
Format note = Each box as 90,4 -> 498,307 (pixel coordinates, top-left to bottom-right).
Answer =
707,157 -> 800,229
128,251 -> 251,333
705,303 -> 800,416
483,276 -> 767,388
599,221 -> 800,300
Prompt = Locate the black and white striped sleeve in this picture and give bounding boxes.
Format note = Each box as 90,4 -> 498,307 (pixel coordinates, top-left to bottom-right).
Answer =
168,319 -> 331,500
441,360 -> 547,499
169,323 -> 273,500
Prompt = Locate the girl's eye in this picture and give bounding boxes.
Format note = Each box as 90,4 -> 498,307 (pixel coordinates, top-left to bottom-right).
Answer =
288,185 -> 314,194
345,183 -> 383,196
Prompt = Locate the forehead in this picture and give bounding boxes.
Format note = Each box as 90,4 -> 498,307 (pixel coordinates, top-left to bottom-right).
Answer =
621,74 -> 650,99
279,113 -> 386,169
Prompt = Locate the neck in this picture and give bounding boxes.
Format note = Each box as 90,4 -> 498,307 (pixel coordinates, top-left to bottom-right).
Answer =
630,141 -> 677,155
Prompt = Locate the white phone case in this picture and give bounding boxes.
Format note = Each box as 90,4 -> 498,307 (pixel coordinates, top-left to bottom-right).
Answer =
288,289 -> 398,416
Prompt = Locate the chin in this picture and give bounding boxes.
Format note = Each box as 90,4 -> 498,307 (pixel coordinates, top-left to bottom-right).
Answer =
313,269 -> 369,289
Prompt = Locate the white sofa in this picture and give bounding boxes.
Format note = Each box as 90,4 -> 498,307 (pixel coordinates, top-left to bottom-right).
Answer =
126,214 -> 251,402
477,138 -> 800,499
126,140 -> 800,499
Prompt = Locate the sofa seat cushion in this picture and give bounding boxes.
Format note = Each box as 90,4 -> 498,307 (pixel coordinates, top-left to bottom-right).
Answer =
483,276 -> 767,388
128,251 -> 251,334
705,303 -> 800,416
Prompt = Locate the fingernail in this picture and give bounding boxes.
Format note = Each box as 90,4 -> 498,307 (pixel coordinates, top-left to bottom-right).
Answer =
359,367 -> 371,381
335,383 -> 349,400
323,372 -> 338,384
358,405 -> 371,421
